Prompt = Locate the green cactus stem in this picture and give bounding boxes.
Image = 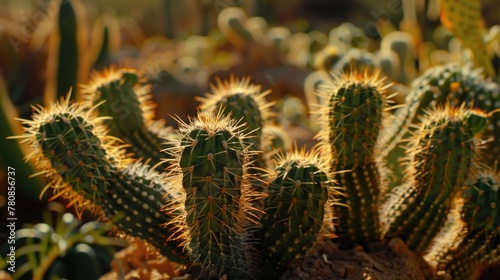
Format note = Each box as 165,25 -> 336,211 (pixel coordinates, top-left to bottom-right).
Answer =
14,96 -> 187,263
317,71 -> 389,247
168,110 -> 262,279
436,169 -> 500,279
81,67 -> 175,172
383,106 -> 487,253
102,162 -> 188,263
382,63 -> 499,189
259,148 -> 333,276
14,96 -> 118,216
197,76 -> 274,169
56,0 -> 79,100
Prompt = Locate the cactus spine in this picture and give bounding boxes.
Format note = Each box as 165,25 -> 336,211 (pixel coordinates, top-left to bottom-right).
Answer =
81,67 -> 174,171
14,96 -> 187,263
168,110 -> 260,279
259,148 -> 333,276
317,71 -> 388,247
383,106 -> 487,252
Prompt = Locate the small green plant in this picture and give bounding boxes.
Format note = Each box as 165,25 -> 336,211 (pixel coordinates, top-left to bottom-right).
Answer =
0,202 -> 126,280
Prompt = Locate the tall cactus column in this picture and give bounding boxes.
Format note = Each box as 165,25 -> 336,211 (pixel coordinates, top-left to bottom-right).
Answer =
317,71 -> 388,248
168,111 -> 261,279
13,97 -> 188,263
383,107 -> 488,253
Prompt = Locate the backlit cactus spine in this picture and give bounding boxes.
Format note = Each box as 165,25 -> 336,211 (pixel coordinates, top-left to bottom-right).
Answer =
383,107 -> 487,253
197,76 -> 274,169
13,96 -> 187,263
167,110 -> 261,279
317,71 -> 389,247
435,169 -> 500,280
81,67 -> 175,172
258,148 -> 333,277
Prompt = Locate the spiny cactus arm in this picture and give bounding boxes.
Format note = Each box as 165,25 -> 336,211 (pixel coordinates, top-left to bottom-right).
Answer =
316,70 -> 390,247
383,106 -> 487,253
101,162 -> 188,264
167,110 -> 262,279
217,7 -> 255,50
259,148 -> 334,276
197,76 -> 274,147
381,63 -> 496,188
12,96 -> 122,216
13,96 -> 188,263
81,67 -> 174,171
197,75 -> 274,170
436,169 -> 500,279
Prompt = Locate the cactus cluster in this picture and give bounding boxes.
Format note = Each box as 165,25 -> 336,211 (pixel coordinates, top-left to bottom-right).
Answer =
11,61 -> 499,279
5,3 -> 500,278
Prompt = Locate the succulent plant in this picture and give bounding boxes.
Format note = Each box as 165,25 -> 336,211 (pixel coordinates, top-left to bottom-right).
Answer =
81,67 -> 176,172
316,70 -> 390,248
259,148 -> 334,276
431,168 -> 500,280
165,110 -> 262,279
382,63 -> 500,189
382,106 -> 488,252
13,96 -> 187,263
0,203 -> 125,280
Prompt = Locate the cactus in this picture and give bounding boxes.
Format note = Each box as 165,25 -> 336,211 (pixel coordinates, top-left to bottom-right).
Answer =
433,169 -> 500,279
13,96 -> 187,263
258,148 -> 333,276
55,0 -> 79,100
317,70 -> 389,247
383,106 -> 488,252
382,63 -> 499,189
380,31 -> 416,85
217,7 -> 254,50
81,67 -> 175,171
13,96 -> 117,216
101,162 -> 188,263
197,76 -> 274,169
332,48 -> 378,75
166,110 -> 262,279
375,49 -> 401,82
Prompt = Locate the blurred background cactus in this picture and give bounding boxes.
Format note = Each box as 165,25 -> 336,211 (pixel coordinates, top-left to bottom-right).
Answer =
1,0 -> 499,279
